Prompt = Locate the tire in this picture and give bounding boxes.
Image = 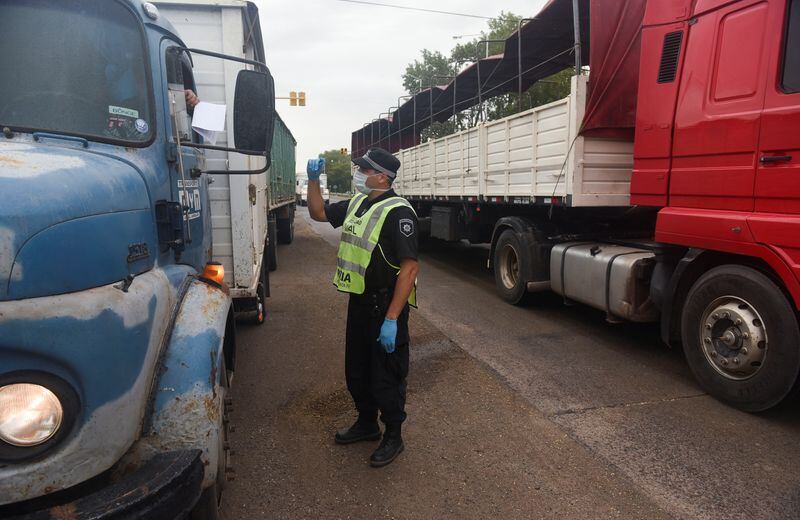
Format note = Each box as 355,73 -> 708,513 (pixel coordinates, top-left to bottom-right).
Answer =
277,214 -> 294,245
493,229 -> 531,305
681,265 -> 800,412
267,217 -> 278,272
190,355 -> 230,519
190,485 -> 220,520
251,274 -> 267,326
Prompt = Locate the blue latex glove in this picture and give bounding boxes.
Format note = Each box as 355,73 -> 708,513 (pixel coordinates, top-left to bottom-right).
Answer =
378,318 -> 398,353
306,157 -> 326,181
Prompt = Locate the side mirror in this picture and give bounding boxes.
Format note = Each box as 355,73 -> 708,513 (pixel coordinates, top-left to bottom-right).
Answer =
233,69 -> 275,155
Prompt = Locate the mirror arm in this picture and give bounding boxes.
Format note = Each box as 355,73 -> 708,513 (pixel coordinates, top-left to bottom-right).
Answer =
203,156 -> 270,176
174,141 -> 272,175
185,141 -> 269,157
174,46 -> 268,73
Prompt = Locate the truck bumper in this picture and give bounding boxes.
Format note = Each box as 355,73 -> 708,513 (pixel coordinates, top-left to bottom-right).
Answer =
1,450 -> 204,520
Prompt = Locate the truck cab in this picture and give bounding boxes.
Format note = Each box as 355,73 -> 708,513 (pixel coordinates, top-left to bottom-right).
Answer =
298,174 -> 329,205
0,0 -> 275,516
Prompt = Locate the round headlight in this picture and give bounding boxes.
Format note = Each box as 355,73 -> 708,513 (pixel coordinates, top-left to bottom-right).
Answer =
0,384 -> 63,447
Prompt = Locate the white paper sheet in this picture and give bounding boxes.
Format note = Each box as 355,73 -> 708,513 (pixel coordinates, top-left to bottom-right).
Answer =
191,102 -> 227,145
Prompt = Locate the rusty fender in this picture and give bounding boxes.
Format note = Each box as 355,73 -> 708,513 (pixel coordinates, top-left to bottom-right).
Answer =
124,279 -> 231,490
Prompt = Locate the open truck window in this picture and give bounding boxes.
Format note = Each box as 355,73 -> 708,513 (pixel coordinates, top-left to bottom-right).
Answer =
0,0 -> 153,144
166,48 -> 200,143
784,0 -> 800,93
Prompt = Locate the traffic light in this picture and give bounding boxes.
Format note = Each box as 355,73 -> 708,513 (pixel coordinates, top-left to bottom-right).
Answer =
340,148 -> 349,155
283,91 -> 306,107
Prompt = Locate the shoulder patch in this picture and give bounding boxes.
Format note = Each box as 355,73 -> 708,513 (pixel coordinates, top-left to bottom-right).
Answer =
399,218 -> 415,238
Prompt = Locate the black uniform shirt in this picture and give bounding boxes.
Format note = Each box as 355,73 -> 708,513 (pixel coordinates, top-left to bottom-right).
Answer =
326,190 -> 418,292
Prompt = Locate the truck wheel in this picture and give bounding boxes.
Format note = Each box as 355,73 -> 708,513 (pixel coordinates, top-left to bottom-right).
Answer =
190,356 -> 231,519
493,229 -> 531,305
267,217 -> 278,272
252,276 -> 266,325
681,265 -> 800,412
277,216 -> 294,245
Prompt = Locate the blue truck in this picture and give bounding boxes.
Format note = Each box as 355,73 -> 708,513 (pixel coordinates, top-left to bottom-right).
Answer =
0,0 -> 277,517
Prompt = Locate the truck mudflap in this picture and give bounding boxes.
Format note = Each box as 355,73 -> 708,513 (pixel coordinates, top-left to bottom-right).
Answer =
1,450 -> 203,520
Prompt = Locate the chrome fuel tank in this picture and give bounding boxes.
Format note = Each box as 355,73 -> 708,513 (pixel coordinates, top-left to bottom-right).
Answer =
550,242 -> 659,323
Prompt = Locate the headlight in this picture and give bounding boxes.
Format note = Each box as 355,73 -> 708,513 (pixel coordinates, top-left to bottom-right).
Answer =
0,384 -> 63,447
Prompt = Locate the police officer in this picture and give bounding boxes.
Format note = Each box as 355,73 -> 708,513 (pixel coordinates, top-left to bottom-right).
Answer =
306,148 -> 419,468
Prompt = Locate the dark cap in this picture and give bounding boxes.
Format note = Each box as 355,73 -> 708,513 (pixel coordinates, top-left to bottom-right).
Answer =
353,148 -> 401,178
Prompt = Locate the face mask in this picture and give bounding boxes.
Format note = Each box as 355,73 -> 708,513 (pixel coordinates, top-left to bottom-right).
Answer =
353,170 -> 370,194
353,170 -> 390,195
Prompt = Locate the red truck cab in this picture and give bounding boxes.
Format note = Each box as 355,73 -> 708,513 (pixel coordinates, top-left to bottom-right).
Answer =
634,0 -> 800,304
631,0 -> 800,410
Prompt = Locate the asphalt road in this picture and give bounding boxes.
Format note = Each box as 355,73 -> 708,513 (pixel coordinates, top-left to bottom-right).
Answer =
222,206 -> 800,519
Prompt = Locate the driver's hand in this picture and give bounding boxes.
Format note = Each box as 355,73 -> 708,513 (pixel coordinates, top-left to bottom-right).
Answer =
184,90 -> 200,108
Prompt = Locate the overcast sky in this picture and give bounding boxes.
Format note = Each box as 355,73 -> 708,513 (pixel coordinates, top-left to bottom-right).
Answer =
253,0 -> 548,169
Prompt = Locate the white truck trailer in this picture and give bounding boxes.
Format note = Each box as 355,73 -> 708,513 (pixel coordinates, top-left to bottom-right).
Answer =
157,0 -> 297,324
390,75 -> 647,316
394,77 -> 632,208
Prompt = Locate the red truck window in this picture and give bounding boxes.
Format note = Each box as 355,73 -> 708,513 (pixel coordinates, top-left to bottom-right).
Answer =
713,3 -> 769,102
784,0 -> 800,92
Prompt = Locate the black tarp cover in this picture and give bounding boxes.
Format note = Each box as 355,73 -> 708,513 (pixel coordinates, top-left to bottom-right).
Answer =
352,0 -> 644,158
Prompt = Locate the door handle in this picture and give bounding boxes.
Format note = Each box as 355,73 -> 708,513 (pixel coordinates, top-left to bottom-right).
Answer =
760,155 -> 792,164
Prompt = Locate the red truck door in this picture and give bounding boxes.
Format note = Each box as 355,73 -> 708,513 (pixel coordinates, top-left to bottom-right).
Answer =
755,0 -> 800,213
746,0 -> 800,297
670,0 -> 772,211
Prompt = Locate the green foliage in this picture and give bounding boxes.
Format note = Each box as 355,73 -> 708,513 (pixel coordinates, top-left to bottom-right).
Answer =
451,11 -> 522,63
401,11 -> 573,141
319,149 -> 352,193
403,49 -> 453,94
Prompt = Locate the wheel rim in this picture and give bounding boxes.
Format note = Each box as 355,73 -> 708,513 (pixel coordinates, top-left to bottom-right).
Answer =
699,296 -> 768,380
499,243 -> 520,290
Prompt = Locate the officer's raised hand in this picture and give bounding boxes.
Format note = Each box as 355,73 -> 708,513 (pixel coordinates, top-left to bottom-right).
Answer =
378,318 -> 398,353
306,157 -> 328,222
307,157 -> 326,181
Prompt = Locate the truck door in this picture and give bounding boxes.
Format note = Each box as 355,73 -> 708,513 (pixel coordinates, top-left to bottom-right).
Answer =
670,0 -> 772,211
755,0 -> 800,213
162,44 -> 212,270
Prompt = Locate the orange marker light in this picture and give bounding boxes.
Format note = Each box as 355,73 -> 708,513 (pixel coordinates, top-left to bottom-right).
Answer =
202,262 -> 225,285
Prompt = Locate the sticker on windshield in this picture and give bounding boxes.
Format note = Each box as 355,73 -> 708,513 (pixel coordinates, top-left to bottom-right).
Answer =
135,119 -> 149,134
109,105 -> 139,119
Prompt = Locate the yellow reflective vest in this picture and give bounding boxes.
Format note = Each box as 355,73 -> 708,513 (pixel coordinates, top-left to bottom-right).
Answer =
333,193 -> 417,307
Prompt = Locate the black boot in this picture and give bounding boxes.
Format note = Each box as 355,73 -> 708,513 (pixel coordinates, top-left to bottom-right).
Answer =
334,414 -> 381,445
369,423 -> 404,467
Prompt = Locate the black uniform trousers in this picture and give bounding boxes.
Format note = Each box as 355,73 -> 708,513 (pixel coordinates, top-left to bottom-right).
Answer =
345,291 -> 410,425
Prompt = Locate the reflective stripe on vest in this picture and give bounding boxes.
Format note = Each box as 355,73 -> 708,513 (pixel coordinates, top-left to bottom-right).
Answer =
334,194 -> 418,306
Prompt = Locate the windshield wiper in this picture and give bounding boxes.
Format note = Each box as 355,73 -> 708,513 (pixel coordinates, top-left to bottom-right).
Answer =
33,132 -> 90,148
1,124 -> 94,147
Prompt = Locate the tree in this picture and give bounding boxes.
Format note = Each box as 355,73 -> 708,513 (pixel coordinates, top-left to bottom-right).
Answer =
402,49 -> 452,94
451,11 -> 521,62
401,11 -> 572,141
319,149 -> 351,193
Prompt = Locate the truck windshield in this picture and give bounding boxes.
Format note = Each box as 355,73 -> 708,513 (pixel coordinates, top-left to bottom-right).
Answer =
0,0 -> 153,144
